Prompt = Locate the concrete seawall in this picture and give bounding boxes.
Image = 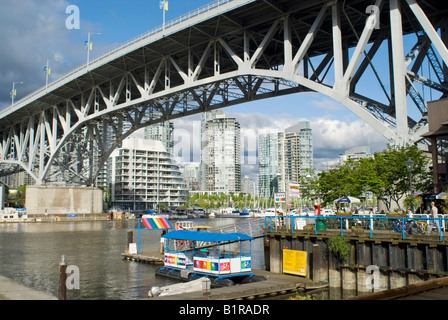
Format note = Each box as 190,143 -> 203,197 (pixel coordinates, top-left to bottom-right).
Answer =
0,275 -> 57,300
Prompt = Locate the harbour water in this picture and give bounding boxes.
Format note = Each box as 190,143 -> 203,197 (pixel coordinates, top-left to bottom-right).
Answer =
0,217 -> 265,300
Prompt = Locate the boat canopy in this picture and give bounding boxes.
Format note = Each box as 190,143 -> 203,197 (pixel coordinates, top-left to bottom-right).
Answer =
162,230 -> 253,242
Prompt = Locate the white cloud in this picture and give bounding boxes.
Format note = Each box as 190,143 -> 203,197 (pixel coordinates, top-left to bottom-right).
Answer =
0,0 -> 110,110
311,99 -> 342,111
167,110 -> 388,176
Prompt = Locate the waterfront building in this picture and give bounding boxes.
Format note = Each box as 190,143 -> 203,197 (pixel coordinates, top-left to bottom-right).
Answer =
339,146 -> 374,164
258,133 -> 279,198
182,162 -> 200,191
199,110 -> 241,193
110,137 -> 188,211
241,175 -> 256,197
258,121 -> 313,196
278,121 -> 313,192
144,120 -> 174,155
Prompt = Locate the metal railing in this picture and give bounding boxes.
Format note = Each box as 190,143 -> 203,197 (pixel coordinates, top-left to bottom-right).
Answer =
264,215 -> 448,242
212,217 -> 265,238
2,0 -> 256,117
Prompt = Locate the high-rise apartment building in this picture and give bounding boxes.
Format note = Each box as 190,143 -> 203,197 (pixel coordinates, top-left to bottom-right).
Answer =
278,121 -> 313,192
258,121 -> 313,196
182,162 -> 200,191
199,110 -> 241,193
258,133 -> 279,198
144,120 -> 174,155
111,137 -> 187,211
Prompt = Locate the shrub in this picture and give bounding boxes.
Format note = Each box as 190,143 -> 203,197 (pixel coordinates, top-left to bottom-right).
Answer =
327,236 -> 349,262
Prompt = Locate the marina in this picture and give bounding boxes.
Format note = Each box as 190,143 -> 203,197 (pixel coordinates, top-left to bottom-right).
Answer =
2,214 -> 448,300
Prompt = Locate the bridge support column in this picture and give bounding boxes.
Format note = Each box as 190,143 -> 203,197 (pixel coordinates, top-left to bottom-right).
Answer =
390,0 -> 409,145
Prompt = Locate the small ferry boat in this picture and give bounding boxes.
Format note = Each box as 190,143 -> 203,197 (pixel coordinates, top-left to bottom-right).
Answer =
254,207 -> 283,217
155,229 -> 264,287
1,208 -> 29,222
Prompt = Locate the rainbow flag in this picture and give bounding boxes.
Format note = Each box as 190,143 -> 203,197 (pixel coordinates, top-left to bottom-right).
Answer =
141,216 -> 172,230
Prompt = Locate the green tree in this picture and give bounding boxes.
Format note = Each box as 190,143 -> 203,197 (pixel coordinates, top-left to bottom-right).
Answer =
374,144 -> 431,212
317,144 -> 431,211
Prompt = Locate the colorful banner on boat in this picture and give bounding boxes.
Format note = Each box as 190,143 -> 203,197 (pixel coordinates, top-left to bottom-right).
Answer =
192,257 -> 251,274
194,257 -> 229,274
164,254 -> 186,269
141,217 -> 173,230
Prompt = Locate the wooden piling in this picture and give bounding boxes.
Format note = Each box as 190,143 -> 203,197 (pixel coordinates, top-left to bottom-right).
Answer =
127,230 -> 133,250
58,255 -> 67,300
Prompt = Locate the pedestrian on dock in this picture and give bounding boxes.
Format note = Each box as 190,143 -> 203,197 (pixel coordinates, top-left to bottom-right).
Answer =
431,201 -> 441,234
160,230 -> 167,253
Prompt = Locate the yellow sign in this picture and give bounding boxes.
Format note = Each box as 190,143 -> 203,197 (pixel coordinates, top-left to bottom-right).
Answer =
283,249 -> 307,277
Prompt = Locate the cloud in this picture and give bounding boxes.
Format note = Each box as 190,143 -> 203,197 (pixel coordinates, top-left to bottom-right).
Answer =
0,0 -> 71,108
159,110 -> 388,179
311,99 -> 342,111
311,118 -> 388,162
0,0 -> 110,110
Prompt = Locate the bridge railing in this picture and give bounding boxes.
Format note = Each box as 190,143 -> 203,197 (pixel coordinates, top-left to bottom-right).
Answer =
264,215 -> 448,242
3,0 -> 254,116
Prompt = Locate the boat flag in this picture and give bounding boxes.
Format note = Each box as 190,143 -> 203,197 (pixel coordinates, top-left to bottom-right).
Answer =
141,216 -> 173,230
44,66 -> 51,75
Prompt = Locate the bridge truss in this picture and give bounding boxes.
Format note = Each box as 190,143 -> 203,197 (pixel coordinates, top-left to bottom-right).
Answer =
0,0 -> 447,184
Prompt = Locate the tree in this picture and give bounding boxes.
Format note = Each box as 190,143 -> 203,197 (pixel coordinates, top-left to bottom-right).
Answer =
373,144 -> 431,212
316,144 -> 432,212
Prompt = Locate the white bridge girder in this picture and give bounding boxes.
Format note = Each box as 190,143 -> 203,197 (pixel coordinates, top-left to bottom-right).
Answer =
1,0 -> 448,184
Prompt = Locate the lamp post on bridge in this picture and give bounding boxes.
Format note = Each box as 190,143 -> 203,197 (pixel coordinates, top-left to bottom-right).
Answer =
160,0 -> 168,33
10,81 -> 23,106
44,58 -> 59,90
86,32 -> 101,67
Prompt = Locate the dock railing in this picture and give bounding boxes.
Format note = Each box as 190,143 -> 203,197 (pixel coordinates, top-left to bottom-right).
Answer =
264,214 -> 448,242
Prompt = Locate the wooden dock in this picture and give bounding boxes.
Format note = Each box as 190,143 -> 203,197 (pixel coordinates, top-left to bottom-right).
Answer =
121,251 -> 164,264
147,269 -> 328,300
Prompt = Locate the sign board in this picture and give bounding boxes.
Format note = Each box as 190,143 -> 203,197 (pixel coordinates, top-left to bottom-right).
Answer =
283,249 -> 307,277
275,193 -> 286,203
128,243 -> 137,254
289,183 -> 300,198
295,218 -> 306,230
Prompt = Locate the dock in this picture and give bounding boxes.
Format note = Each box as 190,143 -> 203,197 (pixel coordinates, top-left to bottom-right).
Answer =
147,269 -> 327,300
121,251 -> 164,264
0,275 -> 57,300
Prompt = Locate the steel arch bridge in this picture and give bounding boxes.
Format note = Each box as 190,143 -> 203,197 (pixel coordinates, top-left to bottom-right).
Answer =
1,0 -> 447,185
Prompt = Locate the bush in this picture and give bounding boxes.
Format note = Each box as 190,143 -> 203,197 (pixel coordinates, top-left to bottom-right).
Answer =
327,236 -> 349,262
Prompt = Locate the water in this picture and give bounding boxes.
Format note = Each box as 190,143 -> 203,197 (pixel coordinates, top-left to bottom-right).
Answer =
0,217 -> 265,300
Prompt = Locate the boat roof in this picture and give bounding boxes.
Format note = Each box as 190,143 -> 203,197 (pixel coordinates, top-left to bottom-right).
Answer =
162,230 -> 253,242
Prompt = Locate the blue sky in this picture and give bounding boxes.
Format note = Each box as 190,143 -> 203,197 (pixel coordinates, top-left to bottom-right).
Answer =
2,0 -> 438,180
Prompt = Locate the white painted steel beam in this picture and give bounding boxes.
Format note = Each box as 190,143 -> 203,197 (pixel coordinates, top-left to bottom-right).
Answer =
390,0 -> 409,145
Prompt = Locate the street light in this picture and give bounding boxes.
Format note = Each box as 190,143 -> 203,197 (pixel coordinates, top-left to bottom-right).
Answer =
86,32 -> 101,66
44,58 -> 58,90
10,81 -> 24,106
405,157 -> 414,212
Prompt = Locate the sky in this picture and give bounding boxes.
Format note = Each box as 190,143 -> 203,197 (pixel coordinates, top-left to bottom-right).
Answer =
0,0 -> 399,182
